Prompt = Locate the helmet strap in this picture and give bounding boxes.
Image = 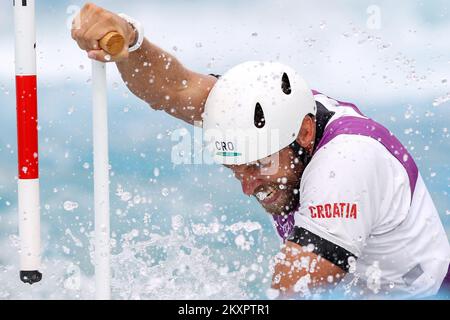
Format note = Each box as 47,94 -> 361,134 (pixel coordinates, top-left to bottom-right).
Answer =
289,140 -> 312,167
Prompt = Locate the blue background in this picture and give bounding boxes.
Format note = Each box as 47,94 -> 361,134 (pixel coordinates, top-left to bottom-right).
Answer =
0,0 -> 448,299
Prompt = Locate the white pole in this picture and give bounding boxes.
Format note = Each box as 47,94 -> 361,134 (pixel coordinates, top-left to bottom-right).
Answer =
14,0 -> 42,285
92,32 -> 124,300
92,60 -> 111,300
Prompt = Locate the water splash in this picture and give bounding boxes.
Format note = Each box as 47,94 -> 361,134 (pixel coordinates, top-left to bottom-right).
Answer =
110,229 -> 249,299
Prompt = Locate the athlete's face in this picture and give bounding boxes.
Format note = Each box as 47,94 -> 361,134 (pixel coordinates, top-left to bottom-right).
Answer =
227,116 -> 316,216
227,146 -> 306,216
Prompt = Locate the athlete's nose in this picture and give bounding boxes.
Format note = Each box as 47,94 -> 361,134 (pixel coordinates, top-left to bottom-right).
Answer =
231,164 -> 262,196
240,170 -> 264,196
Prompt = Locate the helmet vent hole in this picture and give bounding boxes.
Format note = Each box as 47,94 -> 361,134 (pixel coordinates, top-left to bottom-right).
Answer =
254,102 -> 266,129
281,73 -> 292,95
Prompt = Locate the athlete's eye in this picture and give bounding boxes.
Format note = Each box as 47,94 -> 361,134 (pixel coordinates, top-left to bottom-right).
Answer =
281,73 -> 292,95
254,102 -> 266,129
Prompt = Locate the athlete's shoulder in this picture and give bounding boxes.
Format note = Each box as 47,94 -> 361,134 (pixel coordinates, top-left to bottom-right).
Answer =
306,134 -> 387,178
301,133 -> 400,206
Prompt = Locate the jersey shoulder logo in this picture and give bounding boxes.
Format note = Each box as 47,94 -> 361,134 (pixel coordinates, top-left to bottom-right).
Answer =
309,203 -> 358,219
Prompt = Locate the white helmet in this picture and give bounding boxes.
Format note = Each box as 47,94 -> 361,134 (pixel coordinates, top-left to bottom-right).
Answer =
203,61 -> 316,165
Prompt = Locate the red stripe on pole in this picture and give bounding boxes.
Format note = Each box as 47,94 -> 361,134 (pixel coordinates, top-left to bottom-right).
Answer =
16,75 -> 39,179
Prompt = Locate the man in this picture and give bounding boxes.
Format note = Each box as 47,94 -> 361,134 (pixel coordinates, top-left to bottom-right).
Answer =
71,3 -> 450,298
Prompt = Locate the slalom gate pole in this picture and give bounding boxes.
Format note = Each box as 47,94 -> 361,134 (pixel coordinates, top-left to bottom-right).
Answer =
13,0 -> 42,285
92,32 -> 124,300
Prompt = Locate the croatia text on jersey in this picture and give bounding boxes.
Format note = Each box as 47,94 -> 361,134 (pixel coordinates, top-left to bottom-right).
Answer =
309,203 -> 358,219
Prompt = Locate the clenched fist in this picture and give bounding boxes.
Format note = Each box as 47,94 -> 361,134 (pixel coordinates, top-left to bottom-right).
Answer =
71,2 -> 136,62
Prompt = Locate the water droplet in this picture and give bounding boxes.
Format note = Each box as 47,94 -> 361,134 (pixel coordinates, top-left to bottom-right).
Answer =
404,111 -> 413,119
404,128 -> 413,135
121,192 -> 132,202
161,188 -> 169,197
171,215 -> 184,230
63,201 -> 79,212
304,37 -> 316,47
203,203 -> 213,212
432,93 -> 450,107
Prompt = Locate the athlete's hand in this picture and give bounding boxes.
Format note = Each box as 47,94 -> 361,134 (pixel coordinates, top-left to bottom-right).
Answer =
71,3 -> 136,62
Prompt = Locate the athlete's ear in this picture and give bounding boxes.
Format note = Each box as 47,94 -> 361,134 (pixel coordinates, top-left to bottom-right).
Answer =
296,115 -> 316,150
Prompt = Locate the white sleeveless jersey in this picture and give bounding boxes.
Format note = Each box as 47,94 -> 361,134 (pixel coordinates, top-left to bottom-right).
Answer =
278,92 -> 450,298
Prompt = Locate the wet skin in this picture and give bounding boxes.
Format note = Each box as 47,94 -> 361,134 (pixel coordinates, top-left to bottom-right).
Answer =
227,116 -> 316,217
227,147 -> 305,216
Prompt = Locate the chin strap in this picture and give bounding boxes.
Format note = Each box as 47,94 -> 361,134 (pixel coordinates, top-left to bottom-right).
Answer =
289,140 -> 312,167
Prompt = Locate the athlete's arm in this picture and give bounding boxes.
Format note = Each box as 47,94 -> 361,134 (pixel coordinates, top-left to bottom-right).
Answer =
117,39 -> 216,125
71,3 -> 217,125
272,240 -> 346,297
